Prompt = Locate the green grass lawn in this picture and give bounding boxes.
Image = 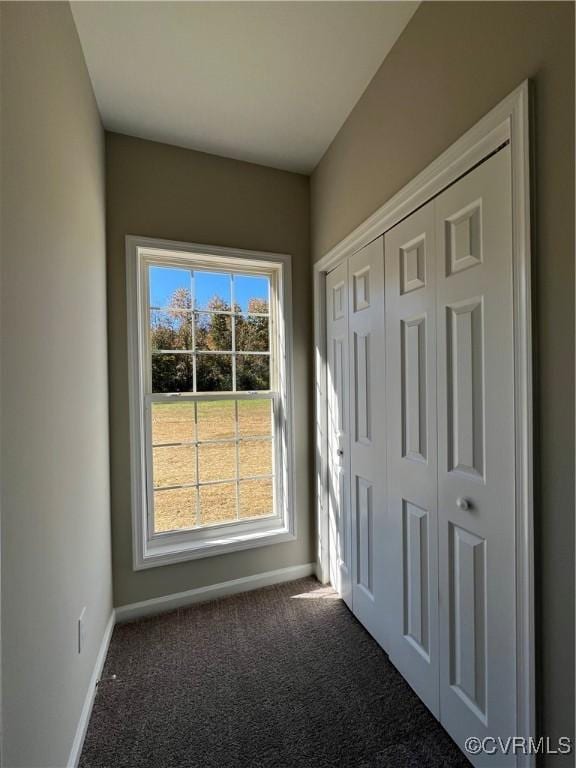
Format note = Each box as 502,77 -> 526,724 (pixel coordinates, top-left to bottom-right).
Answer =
151,399 -> 274,531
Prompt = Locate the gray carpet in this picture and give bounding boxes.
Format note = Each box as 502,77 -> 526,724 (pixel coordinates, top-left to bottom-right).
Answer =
80,578 -> 470,768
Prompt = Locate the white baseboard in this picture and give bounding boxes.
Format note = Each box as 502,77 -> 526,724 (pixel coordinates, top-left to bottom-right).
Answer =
67,610 -> 116,768
115,563 -> 316,622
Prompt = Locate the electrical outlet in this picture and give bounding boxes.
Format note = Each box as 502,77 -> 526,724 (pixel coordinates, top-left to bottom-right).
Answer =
78,607 -> 86,654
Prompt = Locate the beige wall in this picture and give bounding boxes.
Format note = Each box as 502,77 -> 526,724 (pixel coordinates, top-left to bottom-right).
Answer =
311,0 -> 574,757
0,2 -> 113,766
106,133 -> 313,606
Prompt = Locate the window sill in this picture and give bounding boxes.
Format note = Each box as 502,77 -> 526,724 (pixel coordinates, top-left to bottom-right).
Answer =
135,524 -> 296,570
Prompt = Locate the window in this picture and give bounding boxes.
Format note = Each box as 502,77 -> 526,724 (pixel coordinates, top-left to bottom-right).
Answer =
127,238 -> 295,568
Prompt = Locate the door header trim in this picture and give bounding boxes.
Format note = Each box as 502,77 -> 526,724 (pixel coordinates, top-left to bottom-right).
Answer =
314,82 -> 526,272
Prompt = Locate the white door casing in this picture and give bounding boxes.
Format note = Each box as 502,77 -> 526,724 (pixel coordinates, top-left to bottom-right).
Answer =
348,237 -> 388,650
436,147 -> 517,762
326,260 -> 352,606
384,200 -> 440,716
314,82 -> 533,766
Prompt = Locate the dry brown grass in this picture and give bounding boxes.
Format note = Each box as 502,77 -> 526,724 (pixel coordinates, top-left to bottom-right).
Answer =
151,400 -> 273,532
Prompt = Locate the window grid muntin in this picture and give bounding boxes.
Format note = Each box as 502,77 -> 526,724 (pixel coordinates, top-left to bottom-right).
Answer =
152,434 -> 273,448
231,275 -> 237,399
152,350 -> 270,355
153,472 -> 275,494
151,307 -> 270,320
234,399 -> 241,519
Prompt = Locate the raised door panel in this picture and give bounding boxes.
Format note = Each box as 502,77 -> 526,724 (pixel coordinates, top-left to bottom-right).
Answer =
400,235 -> 426,294
436,147 -> 516,763
445,200 -> 483,276
356,476 -> 374,596
449,524 -> 487,722
348,237 -> 387,649
401,315 -> 427,463
446,299 -> 484,479
403,500 -> 430,659
353,331 -> 372,446
384,200 -> 439,716
332,279 -> 346,321
353,266 -> 371,312
332,337 -> 346,435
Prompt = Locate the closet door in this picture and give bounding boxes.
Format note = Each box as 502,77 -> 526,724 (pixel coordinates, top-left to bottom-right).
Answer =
384,201 -> 440,715
348,237 -> 387,649
326,260 -> 352,607
436,147 -> 516,760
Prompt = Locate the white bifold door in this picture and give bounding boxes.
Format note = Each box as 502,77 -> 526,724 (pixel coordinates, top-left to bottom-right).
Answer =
326,144 -> 519,765
326,260 -> 352,606
384,199 -> 440,715
326,237 -> 387,649
384,146 -> 516,764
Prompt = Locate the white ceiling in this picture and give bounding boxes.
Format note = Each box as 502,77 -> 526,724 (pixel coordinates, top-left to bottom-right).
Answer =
72,2 -> 418,174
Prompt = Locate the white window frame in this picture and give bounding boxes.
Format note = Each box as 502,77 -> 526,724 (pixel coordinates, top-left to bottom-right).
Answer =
126,235 -> 296,570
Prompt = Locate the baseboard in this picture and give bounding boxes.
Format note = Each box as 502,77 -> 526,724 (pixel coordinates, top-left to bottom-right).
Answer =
67,610 -> 116,768
115,563 -> 316,622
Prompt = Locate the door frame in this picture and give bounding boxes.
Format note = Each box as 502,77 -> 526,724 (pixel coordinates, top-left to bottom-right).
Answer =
313,80 -> 534,757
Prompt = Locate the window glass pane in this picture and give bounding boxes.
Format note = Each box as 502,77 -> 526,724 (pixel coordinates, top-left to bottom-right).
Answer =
143,261 -> 283,540
196,400 -> 235,441
196,354 -> 232,392
151,311 -> 193,350
239,478 -> 273,519
195,313 -> 232,351
198,443 -> 237,483
152,354 -> 194,393
154,487 -> 196,532
238,399 -> 272,438
199,483 -> 237,526
153,445 -> 196,488
234,275 -> 269,314
235,315 -> 269,352
239,439 -> 273,477
152,402 -> 195,445
149,266 -> 192,309
195,271 -> 231,311
236,355 -> 270,391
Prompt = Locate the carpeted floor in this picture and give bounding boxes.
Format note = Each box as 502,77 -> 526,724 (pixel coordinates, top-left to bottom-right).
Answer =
80,578 -> 470,768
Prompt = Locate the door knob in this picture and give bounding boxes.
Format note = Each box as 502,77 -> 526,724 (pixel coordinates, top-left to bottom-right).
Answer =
456,497 -> 472,511
337,448 -> 344,457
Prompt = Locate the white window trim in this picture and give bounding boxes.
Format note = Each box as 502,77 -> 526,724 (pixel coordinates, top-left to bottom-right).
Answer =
126,235 -> 296,570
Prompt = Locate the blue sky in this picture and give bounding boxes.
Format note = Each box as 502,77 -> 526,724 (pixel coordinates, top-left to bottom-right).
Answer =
149,266 -> 269,313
